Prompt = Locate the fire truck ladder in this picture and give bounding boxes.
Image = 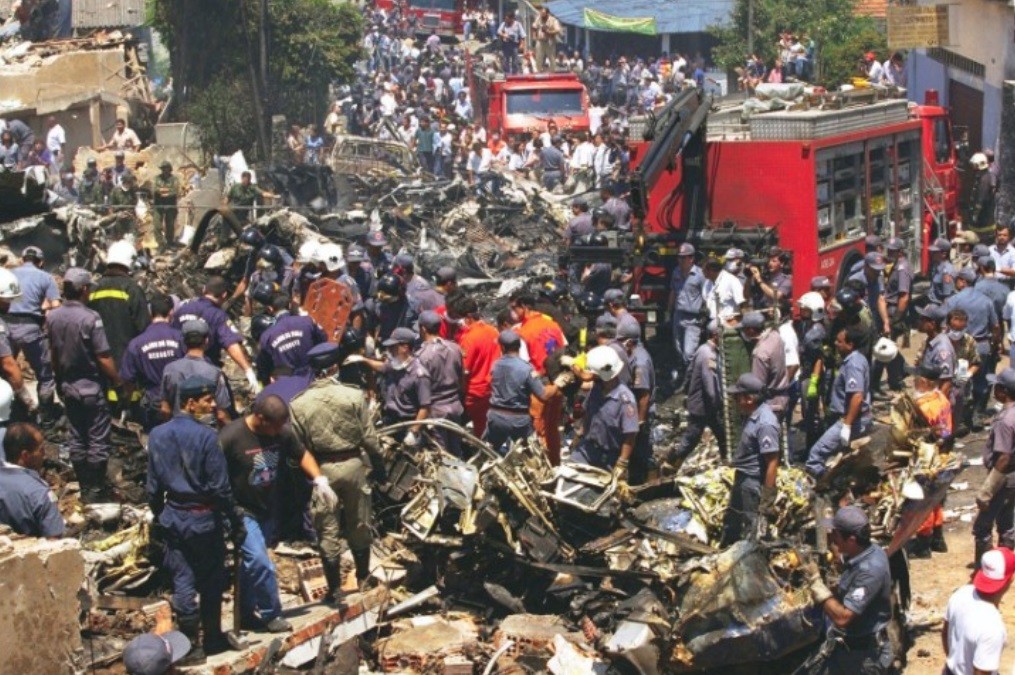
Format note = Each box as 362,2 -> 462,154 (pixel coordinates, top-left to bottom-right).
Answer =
922,157 -> 948,239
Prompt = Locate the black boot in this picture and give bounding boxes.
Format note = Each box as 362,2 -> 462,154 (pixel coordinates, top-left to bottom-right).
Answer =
321,558 -> 344,604
73,461 -> 103,504
200,601 -> 232,655
352,548 -> 372,588
176,613 -> 206,666
38,393 -> 63,430
907,535 -> 932,559
931,526 -> 948,553
86,461 -> 111,503
971,541 -> 992,569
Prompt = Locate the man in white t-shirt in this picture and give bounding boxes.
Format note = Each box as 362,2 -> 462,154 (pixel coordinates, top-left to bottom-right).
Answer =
45,116 -> 65,170
704,260 -> 746,324
943,546 -> 1014,675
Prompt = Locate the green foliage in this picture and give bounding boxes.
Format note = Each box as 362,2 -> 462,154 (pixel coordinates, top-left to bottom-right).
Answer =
183,76 -> 259,156
709,0 -> 888,89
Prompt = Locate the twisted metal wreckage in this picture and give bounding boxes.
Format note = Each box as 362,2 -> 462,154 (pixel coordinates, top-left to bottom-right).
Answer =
0,161 -> 962,673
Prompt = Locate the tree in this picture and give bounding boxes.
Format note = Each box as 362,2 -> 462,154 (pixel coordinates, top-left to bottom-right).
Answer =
709,0 -> 888,89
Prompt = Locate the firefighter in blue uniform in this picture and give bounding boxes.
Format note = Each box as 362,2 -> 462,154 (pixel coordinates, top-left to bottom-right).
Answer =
255,292 -> 327,384
120,293 -> 184,431
146,375 -> 245,666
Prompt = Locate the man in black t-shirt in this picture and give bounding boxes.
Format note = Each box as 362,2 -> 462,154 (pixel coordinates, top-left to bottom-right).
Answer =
219,395 -> 337,633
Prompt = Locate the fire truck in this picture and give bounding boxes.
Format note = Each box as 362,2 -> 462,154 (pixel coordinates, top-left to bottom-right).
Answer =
591,88 -> 960,328
375,0 -> 464,37
466,59 -> 591,142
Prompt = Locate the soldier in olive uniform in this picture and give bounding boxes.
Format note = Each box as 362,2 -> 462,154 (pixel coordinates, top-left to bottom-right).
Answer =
148,161 -> 181,249
224,171 -> 271,224
80,160 -> 104,208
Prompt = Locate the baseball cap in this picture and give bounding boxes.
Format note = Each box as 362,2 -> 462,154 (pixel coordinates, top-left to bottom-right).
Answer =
740,311 -> 765,330
728,372 -> 765,395
865,252 -> 887,270
928,237 -> 951,252
392,253 -> 414,269
365,230 -> 389,247
973,244 -> 991,259
916,304 -> 946,322
603,288 -> 626,305
21,245 -> 43,261
724,248 -> 745,260
178,376 -> 216,402
382,327 -> 417,346
63,267 -> 93,289
595,314 -> 618,332
810,276 -> 832,289
886,238 -> 905,251
822,505 -> 869,535
956,267 -> 977,283
123,631 -> 191,675
181,319 -> 210,337
418,310 -> 442,330
345,245 -> 366,263
979,255 -> 996,269
677,243 -> 695,257
498,329 -> 521,349
114,150 -> 125,159
617,316 -> 641,339
988,368 -> 1015,392
956,230 -> 980,245
435,266 -> 457,284
308,342 -> 341,370
973,547 -> 1015,595
864,234 -> 882,249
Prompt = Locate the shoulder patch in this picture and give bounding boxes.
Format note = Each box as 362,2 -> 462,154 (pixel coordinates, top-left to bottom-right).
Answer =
850,586 -> 866,602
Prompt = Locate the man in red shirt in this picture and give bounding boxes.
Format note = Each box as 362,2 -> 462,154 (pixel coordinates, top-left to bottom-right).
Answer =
450,296 -> 500,438
510,291 -> 567,464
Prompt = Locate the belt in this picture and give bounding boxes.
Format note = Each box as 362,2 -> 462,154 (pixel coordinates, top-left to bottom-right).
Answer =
4,313 -> 43,325
490,405 -> 529,415
168,502 -> 214,513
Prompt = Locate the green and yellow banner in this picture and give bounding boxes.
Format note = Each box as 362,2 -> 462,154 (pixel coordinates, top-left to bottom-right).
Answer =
582,7 -> 657,35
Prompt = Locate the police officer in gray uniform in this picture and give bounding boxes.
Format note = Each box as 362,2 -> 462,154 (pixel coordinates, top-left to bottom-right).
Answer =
416,311 -> 465,453
975,256 -> 1009,322
160,319 -> 234,428
973,367 -> 1015,563
671,320 -> 726,464
8,246 -> 60,420
806,326 -> 872,477
849,251 -> 891,337
803,506 -> 893,673
485,330 -> 553,454
928,237 -> 956,303
946,267 -> 1001,407
618,316 -> 655,483
372,327 -> 431,446
873,238 -> 912,395
571,345 -> 640,482
720,373 -> 781,547
0,422 -> 64,537
668,243 -> 705,384
915,304 -> 956,396
741,311 -> 790,421
47,268 -> 123,503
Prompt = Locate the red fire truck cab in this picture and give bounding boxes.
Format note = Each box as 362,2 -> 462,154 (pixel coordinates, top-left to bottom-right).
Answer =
375,0 -> 463,37
468,66 -> 591,142
622,90 -> 958,324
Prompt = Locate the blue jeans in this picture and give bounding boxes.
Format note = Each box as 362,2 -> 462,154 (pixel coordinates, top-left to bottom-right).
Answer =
240,515 -> 283,623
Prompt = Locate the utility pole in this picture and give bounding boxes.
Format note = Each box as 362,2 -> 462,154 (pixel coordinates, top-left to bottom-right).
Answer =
239,0 -> 270,161
747,0 -> 754,56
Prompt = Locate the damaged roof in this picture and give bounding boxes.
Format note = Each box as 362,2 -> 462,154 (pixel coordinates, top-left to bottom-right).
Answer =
544,0 -> 735,35
71,0 -> 146,29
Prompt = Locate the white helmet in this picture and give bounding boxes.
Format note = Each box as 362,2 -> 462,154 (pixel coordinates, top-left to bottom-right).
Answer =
873,336 -> 899,363
0,378 -> 12,423
970,152 -> 989,171
586,345 -> 624,382
797,291 -> 826,321
0,268 -> 21,301
106,240 -> 137,268
320,243 -> 344,273
297,241 -> 319,264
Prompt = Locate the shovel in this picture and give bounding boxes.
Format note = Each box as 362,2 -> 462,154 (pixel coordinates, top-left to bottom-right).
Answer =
227,544 -> 249,650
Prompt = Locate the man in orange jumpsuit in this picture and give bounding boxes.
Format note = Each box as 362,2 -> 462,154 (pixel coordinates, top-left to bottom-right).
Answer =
910,363 -> 952,557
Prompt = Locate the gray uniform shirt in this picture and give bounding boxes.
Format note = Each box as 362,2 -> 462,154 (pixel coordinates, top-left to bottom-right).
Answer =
751,328 -> 790,413
885,258 -> 913,313
685,340 -> 720,417
9,263 -> 58,316
829,349 -> 871,422
382,358 -> 432,420
945,287 -> 998,344
930,260 -> 955,302
985,401 -> 1015,488
416,338 -> 464,416
161,355 -> 233,414
920,333 -> 956,380
46,300 -> 110,396
490,354 -> 544,409
837,544 -> 892,637
731,402 -> 780,478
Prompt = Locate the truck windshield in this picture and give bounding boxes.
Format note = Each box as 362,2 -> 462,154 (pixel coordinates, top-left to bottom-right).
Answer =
409,0 -> 457,9
506,90 -> 583,116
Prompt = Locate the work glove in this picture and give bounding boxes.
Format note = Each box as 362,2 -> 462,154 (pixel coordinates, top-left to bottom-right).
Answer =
553,371 -> 576,388
312,476 -> 339,511
808,574 -> 833,605
343,354 -> 366,366
759,484 -> 778,518
244,368 -> 262,395
559,355 -> 575,368
611,457 -> 629,484
403,430 -> 421,448
838,424 -> 852,448
806,376 -> 819,400
977,468 -> 1008,511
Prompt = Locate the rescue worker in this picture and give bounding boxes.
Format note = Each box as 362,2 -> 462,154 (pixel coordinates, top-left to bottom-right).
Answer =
239,244 -> 296,316
172,276 -> 261,394
146,375 -> 244,665
802,506 -> 893,673
975,256 -> 1009,323
668,243 -> 705,385
915,304 -> 956,399
7,246 -> 59,420
47,267 -> 122,503
224,170 -> 271,223
740,311 -> 791,426
747,246 -> 792,310
945,267 -> 1001,423
363,230 -> 393,278
120,293 -> 184,431
90,240 -> 151,370
147,160 -> 181,249
805,326 -> 872,477
290,343 -> 386,599
951,230 -> 980,270
160,319 -> 234,427
570,345 -> 640,483
811,275 -> 834,305
872,238 -> 911,396
108,171 -> 138,222
369,273 -> 418,343
485,329 -> 557,454
848,234 -> 884,277
720,373 -> 780,546
0,421 -> 64,538
602,288 -> 630,323
369,327 -> 431,445
510,291 -> 567,465
850,251 -> 891,338
670,319 -> 725,465
391,253 -> 432,308
448,295 -> 500,438
600,183 -> 631,232
588,314 -> 631,386
255,293 -> 327,384
928,237 -> 956,303
830,285 -> 876,362
797,292 -> 830,455
618,317 -> 655,483
907,364 -> 952,558
345,244 -> 376,301
565,198 -> 594,244
968,152 -> 998,239
579,233 -> 613,297
415,311 -> 465,452
973,366 -> 1015,563
219,395 -> 337,633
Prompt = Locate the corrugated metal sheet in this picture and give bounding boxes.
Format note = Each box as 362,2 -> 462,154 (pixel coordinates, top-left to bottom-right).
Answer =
72,0 -> 147,28
544,0 -> 734,35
